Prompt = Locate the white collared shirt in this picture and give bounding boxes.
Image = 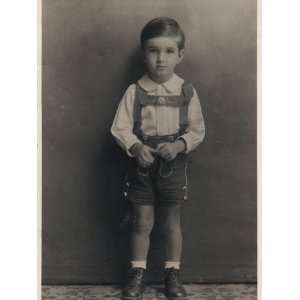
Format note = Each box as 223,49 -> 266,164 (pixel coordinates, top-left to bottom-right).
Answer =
111,74 -> 205,156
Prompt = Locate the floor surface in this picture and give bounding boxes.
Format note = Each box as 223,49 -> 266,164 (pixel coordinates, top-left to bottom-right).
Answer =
42,284 -> 257,300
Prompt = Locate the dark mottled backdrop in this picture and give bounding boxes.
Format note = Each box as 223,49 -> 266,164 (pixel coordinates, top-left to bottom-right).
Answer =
42,0 -> 257,284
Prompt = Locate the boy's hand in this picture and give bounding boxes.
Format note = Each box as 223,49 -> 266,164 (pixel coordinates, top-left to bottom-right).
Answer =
130,143 -> 157,168
158,140 -> 186,161
137,145 -> 157,167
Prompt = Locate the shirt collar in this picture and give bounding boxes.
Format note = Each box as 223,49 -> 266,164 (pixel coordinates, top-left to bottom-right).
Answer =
138,74 -> 184,93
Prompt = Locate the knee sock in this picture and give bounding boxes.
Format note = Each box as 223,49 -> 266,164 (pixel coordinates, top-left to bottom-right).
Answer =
130,260 -> 147,269
165,261 -> 180,270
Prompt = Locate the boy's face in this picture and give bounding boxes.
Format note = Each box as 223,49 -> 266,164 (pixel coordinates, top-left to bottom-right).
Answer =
143,36 -> 184,83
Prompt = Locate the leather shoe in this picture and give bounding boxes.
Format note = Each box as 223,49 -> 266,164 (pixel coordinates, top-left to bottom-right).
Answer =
122,267 -> 145,300
164,268 -> 187,299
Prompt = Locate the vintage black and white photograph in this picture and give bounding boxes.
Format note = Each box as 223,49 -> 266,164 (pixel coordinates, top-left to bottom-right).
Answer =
42,1 -> 257,299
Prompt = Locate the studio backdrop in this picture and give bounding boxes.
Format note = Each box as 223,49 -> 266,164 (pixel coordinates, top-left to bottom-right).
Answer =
42,0 -> 257,284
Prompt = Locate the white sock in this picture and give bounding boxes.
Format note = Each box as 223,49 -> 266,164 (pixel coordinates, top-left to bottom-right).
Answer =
130,260 -> 147,269
165,261 -> 180,270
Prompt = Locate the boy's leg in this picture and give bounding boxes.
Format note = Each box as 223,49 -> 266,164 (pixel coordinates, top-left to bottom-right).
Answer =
159,204 -> 187,299
155,155 -> 188,264
122,204 -> 154,300
130,204 -> 155,267
159,204 -> 182,265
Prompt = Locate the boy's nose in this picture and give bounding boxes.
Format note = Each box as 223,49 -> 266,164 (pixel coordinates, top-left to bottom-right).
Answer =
158,52 -> 166,62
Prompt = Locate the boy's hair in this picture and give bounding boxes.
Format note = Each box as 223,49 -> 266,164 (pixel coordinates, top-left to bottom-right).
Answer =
140,17 -> 185,50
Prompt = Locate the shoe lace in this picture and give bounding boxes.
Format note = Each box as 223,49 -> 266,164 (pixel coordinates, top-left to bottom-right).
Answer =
166,268 -> 180,284
127,268 -> 143,285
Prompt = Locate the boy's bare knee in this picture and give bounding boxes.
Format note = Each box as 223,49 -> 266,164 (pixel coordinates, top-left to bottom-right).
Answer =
133,219 -> 154,234
132,204 -> 154,234
132,213 -> 154,234
160,222 -> 181,235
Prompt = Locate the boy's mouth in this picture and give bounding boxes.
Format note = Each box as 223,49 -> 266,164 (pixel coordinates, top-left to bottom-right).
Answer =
157,65 -> 168,69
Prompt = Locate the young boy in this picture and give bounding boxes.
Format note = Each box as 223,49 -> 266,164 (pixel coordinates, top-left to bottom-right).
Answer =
111,17 -> 205,300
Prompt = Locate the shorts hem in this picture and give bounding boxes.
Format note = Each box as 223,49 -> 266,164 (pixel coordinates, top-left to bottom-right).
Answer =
157,200 -> 187,206
128,198 -> 187,206
128,199 -> 154,206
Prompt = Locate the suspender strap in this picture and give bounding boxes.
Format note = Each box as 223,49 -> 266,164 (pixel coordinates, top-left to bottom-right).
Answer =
179,81 -> 194,134
133,84 -> 143,136
133,81 -> 194,136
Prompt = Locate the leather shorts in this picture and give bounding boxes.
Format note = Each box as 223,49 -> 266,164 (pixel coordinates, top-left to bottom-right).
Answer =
123,153 -> 189,206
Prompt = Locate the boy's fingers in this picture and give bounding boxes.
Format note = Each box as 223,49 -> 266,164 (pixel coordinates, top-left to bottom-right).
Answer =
158,143 -> 167,151
160,149 -> 167,157
159,144 -> 173,154
160,151 -> 169,159
139,157 -> 151,167
145,157 -> 154,164
145,147 -> 157,160
137,158 -> 145,168
144,152 -> 155,163
144,145 -> 157,153
160,146 -> 171,155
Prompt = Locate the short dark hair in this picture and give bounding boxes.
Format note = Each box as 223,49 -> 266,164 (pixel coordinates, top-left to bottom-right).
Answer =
140,17 -> 185,50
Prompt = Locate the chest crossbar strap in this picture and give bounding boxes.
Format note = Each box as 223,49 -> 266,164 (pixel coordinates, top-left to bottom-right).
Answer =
133,81 -> 194,137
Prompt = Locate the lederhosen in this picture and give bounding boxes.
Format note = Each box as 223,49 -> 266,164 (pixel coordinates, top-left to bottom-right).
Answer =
123,81 -> 194,205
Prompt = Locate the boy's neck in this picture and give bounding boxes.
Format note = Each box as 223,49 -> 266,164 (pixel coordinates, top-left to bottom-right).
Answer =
148,73 -> 174,84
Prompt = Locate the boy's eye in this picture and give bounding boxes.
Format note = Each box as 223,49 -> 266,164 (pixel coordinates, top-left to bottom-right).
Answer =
148,48 -> 158,53
167,48 -> 175,53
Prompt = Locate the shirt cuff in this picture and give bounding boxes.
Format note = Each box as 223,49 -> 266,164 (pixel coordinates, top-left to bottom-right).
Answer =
125,137 -> 143,157
178,134 -> 193,153
176,137 -> 187,153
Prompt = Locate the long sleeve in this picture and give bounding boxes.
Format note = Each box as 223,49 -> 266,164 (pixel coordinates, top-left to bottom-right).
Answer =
111,78 -> 205,156
179,88 -> 205,153
111,84 -> 142,157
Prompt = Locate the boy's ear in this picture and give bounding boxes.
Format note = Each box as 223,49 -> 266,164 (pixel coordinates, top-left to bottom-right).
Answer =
178,49 -> 185,62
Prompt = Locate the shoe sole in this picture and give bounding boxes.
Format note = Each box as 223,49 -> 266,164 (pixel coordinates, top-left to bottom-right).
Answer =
122,292 -> 144,300
165,293 -> 188,300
